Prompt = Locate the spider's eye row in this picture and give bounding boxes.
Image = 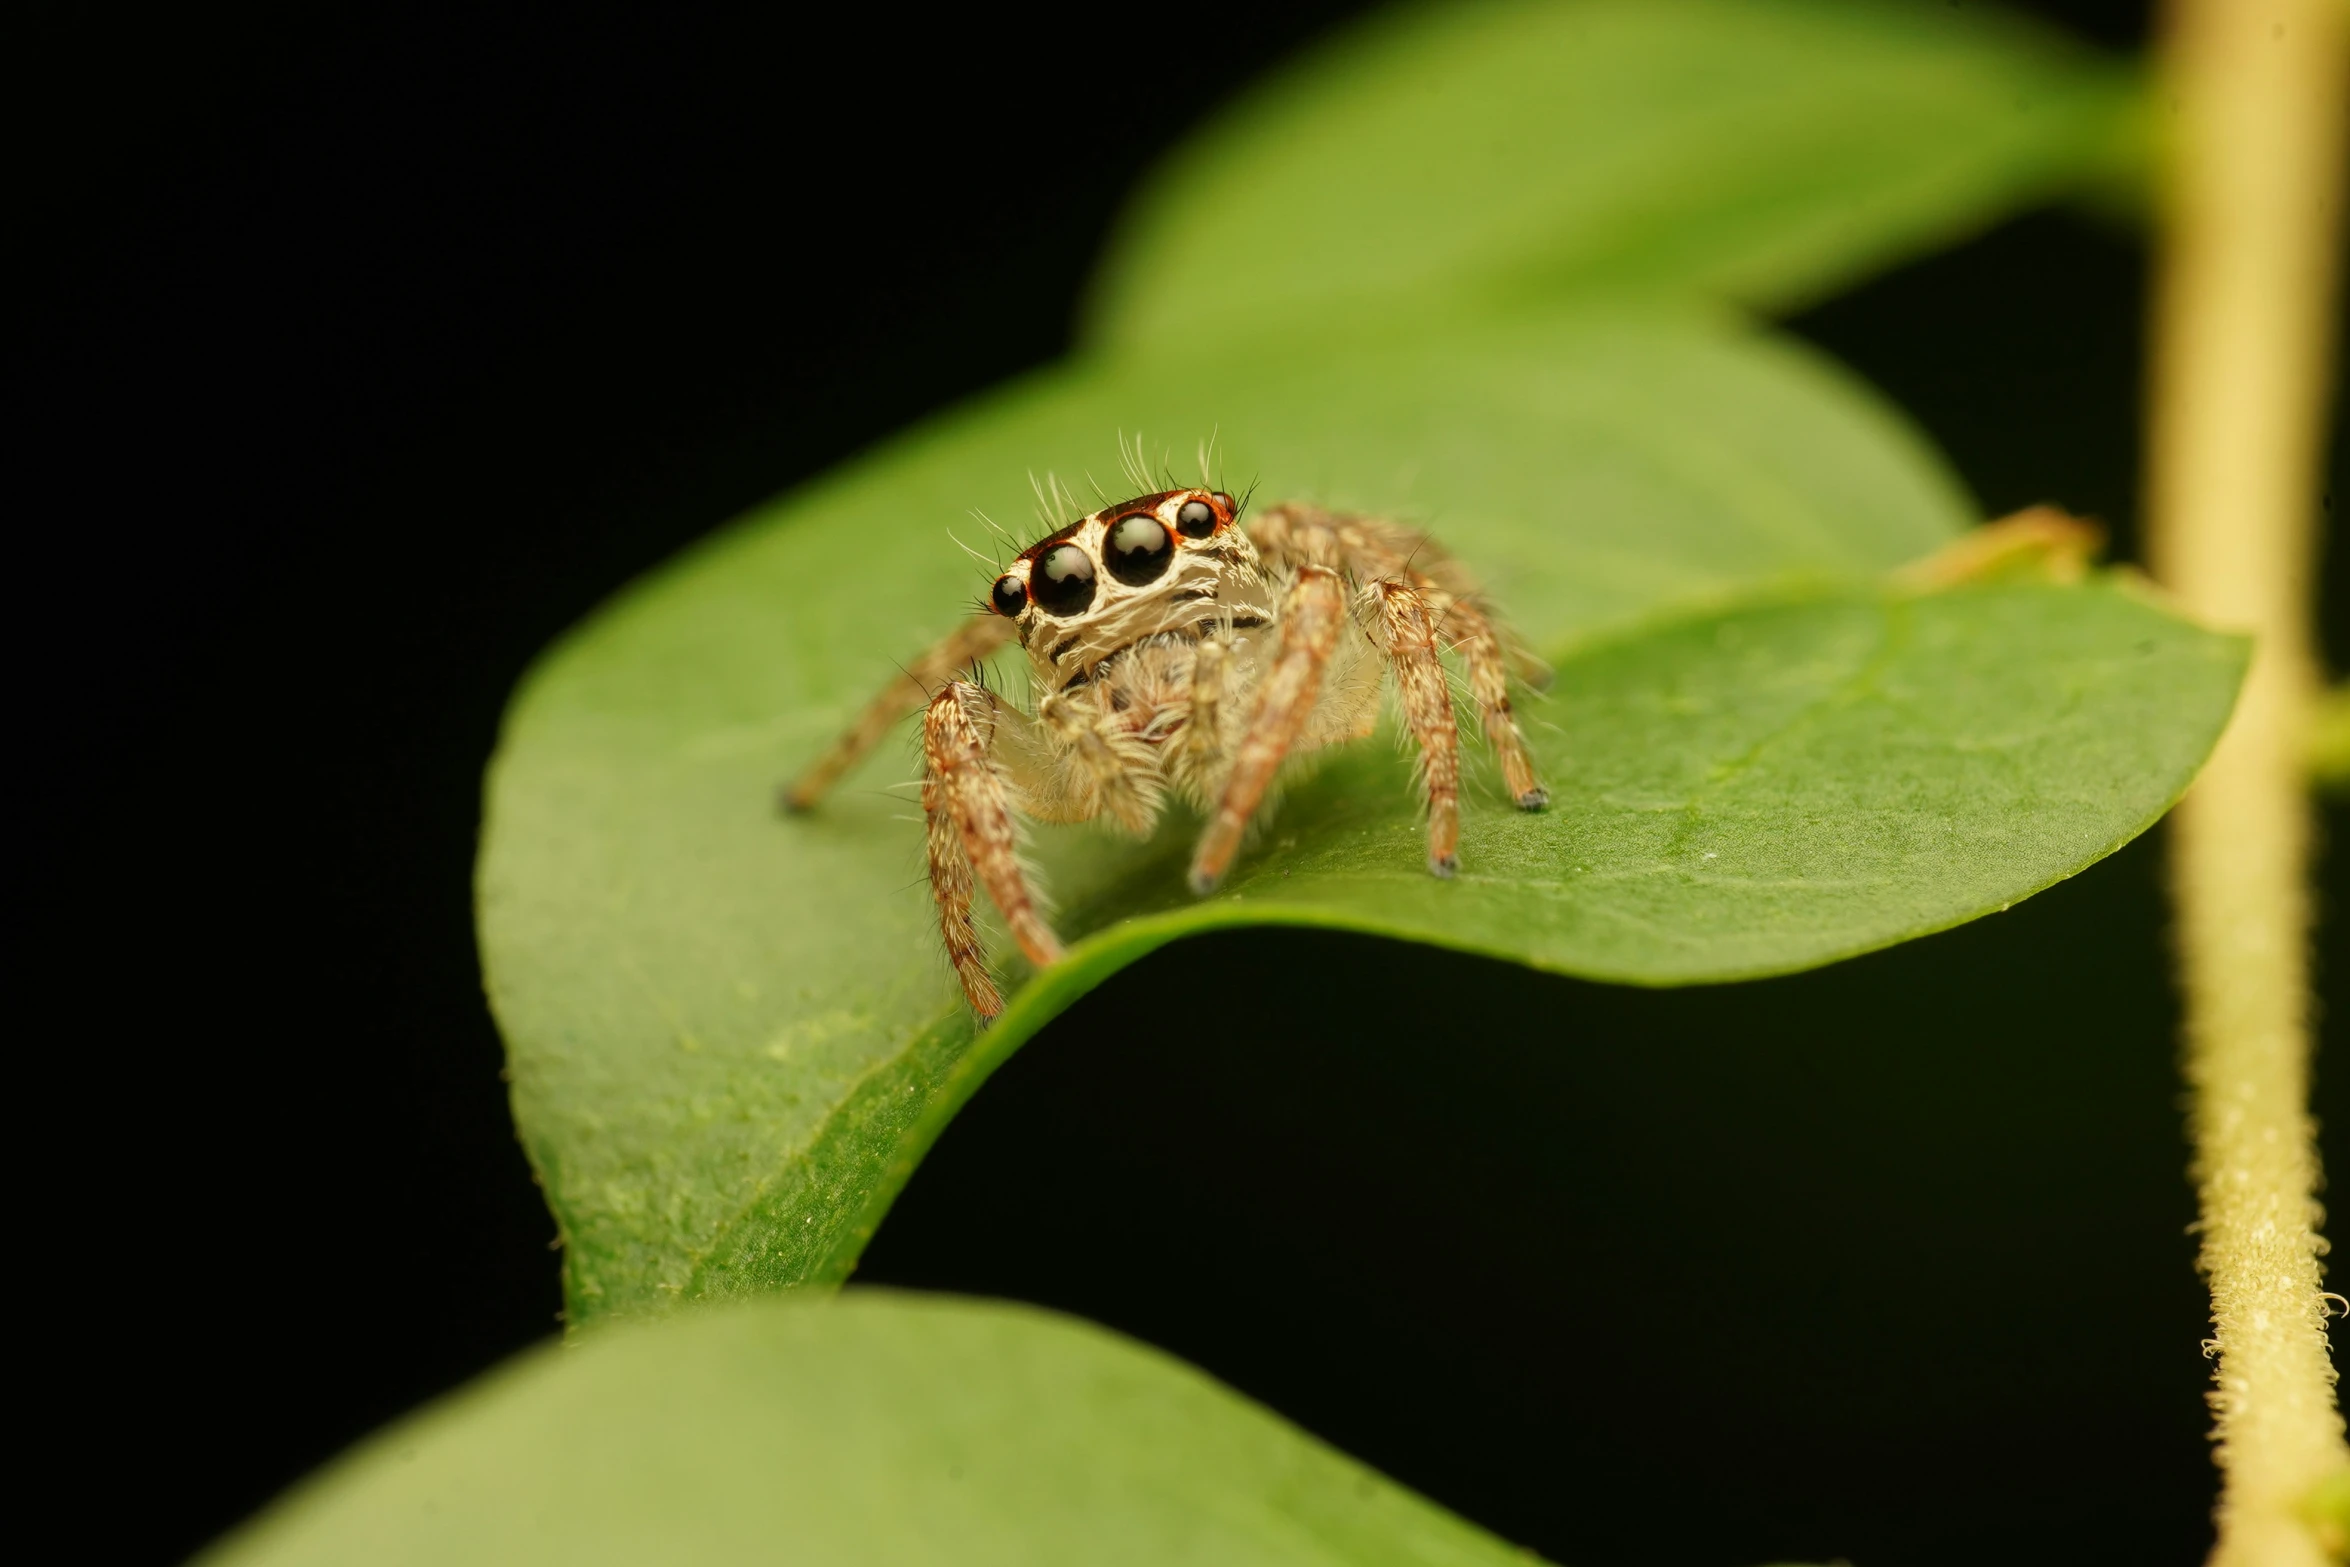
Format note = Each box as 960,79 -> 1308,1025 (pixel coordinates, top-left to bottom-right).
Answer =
1030,543 -> 1097,616
989,574 -> 1028,617
1175,499 -> 1218,538
1106,514 -> 1174,585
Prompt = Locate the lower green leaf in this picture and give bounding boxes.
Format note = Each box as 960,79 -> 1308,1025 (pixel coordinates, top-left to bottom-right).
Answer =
201,1292 -> 1535,1567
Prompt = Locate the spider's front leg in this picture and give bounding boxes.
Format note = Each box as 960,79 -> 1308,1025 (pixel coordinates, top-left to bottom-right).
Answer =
1188,566 -> 1348,894
921,681 -> 1063,1020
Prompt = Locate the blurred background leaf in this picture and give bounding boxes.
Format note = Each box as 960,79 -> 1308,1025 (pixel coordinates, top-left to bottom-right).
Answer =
205,1294 -> 1536,1567
1089,0 -> 2140,348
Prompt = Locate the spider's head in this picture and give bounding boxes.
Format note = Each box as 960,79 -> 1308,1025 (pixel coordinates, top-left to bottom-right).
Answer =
986,488 -> 1267,681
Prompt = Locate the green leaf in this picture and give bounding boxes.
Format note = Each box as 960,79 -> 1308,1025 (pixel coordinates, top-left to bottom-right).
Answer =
203,1292 -> 1533,1567
481,309 -> 2240,1324
479,311 -> 1966,1321
1087,0 -> 2141,352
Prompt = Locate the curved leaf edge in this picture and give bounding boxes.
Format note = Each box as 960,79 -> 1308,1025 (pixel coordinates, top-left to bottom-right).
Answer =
628,581 -> 2248,1318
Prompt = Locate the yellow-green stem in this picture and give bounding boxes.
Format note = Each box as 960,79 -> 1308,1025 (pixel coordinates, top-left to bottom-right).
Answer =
2147,1 -> 2350,1563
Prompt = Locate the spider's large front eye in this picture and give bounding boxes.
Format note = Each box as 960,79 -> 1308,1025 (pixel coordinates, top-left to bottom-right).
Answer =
1106,514 -> 1174,584
1175,499 -> 1218,538
1030,543 -> 1096,615
989,574 -> 1027,617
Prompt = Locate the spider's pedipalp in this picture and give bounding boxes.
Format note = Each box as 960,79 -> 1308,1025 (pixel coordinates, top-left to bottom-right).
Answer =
1173,635 -> 1233,782
1039,682 -> 1163,836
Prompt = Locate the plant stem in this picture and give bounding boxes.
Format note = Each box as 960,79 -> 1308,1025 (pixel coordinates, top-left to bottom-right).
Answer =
2146,1 -> 2350,1562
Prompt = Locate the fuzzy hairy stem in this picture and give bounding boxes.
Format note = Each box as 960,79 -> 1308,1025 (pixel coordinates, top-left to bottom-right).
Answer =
2146,0 -> 2350,1562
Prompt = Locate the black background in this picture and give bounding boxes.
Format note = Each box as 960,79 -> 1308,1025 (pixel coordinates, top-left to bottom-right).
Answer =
15,2 -> 2348,1563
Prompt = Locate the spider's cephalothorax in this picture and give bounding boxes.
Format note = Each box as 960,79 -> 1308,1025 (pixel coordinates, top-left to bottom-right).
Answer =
783,485 -> 1548,1018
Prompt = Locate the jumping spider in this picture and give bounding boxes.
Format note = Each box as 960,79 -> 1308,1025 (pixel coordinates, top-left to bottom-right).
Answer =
784,483 -> 1549,1019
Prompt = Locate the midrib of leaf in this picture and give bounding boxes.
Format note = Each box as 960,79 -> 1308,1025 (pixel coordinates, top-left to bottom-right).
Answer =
1658,596 -> 1909,862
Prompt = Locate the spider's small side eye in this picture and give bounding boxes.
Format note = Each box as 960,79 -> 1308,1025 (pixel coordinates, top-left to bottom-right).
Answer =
989,575 -> 1028,617
1176,499 -> 1218,538
1106,514 -> 1175,584
1030,543 -> 1097,615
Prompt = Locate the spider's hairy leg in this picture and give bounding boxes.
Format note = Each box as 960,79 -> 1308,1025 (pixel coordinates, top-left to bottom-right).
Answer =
1038,683 -> 1163,835
782,615 -> 1015,812
1189,565 -> 1347,894
1445,599 -> 1547,810
1377,582 -> 1462,876
1250,500 -> 1546,810
922,760 -> 1002,1019
922,680 -> 1063,1018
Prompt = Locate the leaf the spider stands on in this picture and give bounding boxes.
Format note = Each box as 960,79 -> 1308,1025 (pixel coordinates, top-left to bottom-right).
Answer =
477,306 -> 2242,1323
477,0 -> 2170,1328
1087,0 -> 2140,351
203,1293 -> 1535,1567
479,307 -> 1960,1321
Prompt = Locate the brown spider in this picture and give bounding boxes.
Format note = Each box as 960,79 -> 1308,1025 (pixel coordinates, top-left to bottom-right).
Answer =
783,482 -> 1548,1018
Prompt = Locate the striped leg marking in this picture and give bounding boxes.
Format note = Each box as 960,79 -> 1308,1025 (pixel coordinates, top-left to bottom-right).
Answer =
1444,599 -> 1546,810
1377,582 -> 1462,876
